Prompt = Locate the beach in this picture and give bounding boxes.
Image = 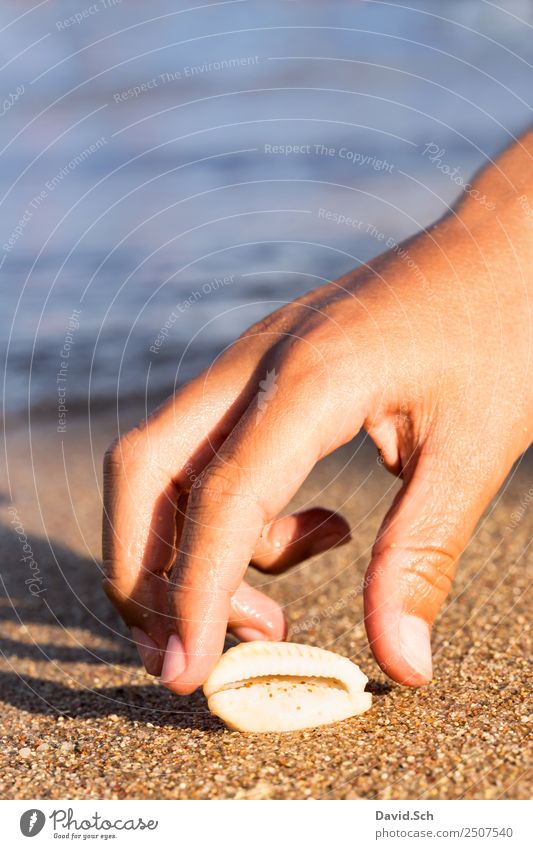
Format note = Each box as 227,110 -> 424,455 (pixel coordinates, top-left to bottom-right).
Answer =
0,415 -> 530,800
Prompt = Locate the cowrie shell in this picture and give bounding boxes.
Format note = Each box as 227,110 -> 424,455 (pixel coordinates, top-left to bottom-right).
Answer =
203,641 -> 372,732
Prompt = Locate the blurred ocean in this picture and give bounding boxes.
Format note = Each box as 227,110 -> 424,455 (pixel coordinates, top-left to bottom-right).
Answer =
2,0 -> 533,422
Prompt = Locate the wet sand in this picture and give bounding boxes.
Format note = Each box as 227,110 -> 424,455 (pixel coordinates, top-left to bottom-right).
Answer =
0,416 -> 531,799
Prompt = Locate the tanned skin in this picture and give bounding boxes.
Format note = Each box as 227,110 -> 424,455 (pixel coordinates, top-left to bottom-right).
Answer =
103,131 -> 533,693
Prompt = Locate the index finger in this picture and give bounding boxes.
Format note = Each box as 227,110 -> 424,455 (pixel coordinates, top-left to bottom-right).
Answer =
101,340 -> 288,663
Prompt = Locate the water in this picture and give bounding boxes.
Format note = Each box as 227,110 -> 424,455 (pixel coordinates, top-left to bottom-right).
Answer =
2,0 -> 533,421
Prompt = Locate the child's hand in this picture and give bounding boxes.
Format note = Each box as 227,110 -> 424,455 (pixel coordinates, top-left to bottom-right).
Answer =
102,139 -> 533,694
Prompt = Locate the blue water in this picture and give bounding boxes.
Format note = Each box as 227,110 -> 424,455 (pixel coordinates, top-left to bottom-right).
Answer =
2,0 -> 533,420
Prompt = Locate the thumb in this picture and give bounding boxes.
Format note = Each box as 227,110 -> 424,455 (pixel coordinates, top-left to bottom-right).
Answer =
364,446 -> 499,687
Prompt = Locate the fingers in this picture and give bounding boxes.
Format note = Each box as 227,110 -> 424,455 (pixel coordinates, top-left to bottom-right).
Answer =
363,445 -> 501,687
104,297 -> 363,688
250,508 -> 351,573
130,505 -> 350,674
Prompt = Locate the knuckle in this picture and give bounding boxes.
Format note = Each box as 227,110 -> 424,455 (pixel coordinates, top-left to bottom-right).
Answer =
397,545 -> 458,598
103,427 -> 144,476
188,463 -> 265,524
102,565 -> 139,609
191,464 -> 245,505
278,329 -> 314,362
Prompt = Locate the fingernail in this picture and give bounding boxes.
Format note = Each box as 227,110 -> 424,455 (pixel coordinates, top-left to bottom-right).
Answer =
130,627 -> 161,676
399,615 -> 433,682
311,532 -> 351,556
233,627 -> 270,643
159,633 -> 187,684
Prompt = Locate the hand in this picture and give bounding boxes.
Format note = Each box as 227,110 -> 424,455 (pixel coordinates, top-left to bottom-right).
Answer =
102,138 -> 533,694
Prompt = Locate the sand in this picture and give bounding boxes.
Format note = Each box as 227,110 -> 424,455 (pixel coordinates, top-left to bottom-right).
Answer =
0,415 -> 531,800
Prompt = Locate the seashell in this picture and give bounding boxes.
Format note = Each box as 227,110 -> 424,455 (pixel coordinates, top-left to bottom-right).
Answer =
203,641 -> 372,733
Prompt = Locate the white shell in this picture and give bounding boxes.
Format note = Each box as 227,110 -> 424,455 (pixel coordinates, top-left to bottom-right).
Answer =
203,641 -> 372,733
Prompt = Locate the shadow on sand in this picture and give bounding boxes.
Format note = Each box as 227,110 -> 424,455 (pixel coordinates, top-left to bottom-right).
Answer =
0,518 -> 134,665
